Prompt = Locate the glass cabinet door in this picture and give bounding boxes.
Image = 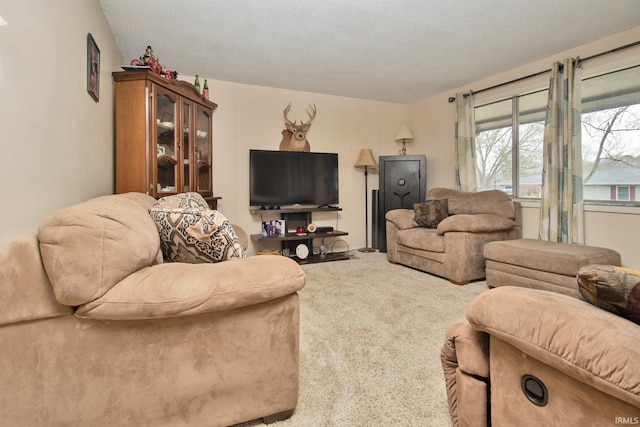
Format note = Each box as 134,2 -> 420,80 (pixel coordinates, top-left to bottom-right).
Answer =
155,87 -> 178,194
195,107 -> 213,194
180,100 -> 192,193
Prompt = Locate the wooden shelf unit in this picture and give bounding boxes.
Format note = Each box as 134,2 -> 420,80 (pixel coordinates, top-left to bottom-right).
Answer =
113,70 -> 220,209
250,207 -> 349,263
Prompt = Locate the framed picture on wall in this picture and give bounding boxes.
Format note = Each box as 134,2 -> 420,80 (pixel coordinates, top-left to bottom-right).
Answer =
87,33 -> 100,102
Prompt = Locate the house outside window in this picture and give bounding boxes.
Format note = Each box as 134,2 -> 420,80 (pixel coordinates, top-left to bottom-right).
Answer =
473,63 -> 640,206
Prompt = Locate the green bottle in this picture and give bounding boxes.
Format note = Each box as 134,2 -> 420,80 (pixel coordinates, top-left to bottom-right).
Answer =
194,74 -> 201,93
203,79 -> 209,100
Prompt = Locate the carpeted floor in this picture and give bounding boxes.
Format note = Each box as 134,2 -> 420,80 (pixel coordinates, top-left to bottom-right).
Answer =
239,251 -> 488,427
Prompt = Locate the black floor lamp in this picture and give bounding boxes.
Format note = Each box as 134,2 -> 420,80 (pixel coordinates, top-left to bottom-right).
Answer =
354,148 -> 378,252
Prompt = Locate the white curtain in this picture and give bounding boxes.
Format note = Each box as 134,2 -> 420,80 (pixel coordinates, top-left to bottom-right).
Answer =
454,92 -> 478,192
538,58 -> 584,244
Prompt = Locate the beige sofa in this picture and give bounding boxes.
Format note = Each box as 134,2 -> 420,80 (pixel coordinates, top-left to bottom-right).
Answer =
0,192 -> 305,426
441,282 -> 640,426
385,188 -> 522,284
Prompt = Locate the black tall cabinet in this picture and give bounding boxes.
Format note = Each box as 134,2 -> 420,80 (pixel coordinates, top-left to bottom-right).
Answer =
376,155 -> 426,252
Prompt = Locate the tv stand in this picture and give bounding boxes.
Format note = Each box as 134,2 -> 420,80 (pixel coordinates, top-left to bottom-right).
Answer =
250,207 -> 349,264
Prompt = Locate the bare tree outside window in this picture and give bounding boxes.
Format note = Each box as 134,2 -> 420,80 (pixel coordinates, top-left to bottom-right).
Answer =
475,126 -> 512,191
474,65 -> 639,204
517,121 -> 544,197
474,90 -> 546,197
582,104 -> 640,184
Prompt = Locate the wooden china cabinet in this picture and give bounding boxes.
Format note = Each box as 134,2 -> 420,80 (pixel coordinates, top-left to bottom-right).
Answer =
112,70 -> 220,208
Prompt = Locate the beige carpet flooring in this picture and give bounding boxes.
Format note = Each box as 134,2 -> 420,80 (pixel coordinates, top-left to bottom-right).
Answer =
239,251 -> 488,427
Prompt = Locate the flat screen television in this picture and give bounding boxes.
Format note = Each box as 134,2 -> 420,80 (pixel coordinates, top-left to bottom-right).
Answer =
250,149 -> 339,208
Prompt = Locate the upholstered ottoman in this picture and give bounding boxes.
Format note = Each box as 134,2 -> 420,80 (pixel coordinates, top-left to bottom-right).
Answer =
484,239 -> 621,296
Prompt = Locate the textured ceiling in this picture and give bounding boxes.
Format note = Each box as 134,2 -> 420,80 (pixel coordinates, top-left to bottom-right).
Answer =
99,0 -> 640,104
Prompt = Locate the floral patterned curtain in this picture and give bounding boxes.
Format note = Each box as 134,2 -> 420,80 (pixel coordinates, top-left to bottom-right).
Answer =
538,58 -> 584,244
455,92 -> 478,191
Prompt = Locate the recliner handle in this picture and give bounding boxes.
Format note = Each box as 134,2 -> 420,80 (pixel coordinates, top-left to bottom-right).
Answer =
521,374 -> 548,406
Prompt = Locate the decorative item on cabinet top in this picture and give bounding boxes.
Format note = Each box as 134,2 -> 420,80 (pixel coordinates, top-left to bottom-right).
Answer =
125,45 -> 178,79
112,70 -> 217,110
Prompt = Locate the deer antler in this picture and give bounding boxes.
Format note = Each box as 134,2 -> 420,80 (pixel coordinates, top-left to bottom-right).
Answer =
303,104 -> 317,126
283,102 -> 296,126
284,103 -> 317,127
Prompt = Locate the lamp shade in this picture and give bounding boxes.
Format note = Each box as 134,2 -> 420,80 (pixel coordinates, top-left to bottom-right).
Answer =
395,126 -> 414,143
354,149 -> 378,169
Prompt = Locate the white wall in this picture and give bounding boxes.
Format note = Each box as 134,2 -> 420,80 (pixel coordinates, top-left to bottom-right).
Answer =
410,26 -> 640,269
0,0 -> 122,246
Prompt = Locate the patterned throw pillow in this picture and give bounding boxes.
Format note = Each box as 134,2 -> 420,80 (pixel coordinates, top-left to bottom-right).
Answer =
413,199 -> 449,228
149,194 -> 244,263
155,192 -> 209,209
577,264 -> 640,325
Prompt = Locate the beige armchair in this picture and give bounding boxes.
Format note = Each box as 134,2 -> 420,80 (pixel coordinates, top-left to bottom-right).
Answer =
0,192 -> 305,426
385,188 -> 521,284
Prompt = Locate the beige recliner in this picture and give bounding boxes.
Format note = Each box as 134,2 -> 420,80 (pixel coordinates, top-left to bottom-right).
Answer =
0,192 -> 305,426
385,188 -> 522,284
441,283 -> 640,426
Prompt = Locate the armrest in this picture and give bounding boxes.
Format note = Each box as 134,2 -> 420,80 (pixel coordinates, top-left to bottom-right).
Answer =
436,214 -> 515,235
75,256 -> 305,320
0,235 -> 72,326
467,286 -> 640,408
231,224 -> 249,251
441,321 -> 489,379
385,209 -> 418,230
441,322 -> 490,427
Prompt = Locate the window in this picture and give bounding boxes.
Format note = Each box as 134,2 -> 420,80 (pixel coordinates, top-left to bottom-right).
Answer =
475,91 -> 546,198
616,186 -> 630,201
581,65 -> 640,203
475,98 -> 513,193
473,64 -> 640,204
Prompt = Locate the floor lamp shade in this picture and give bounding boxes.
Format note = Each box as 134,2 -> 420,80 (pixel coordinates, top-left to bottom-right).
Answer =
354,149 -> 378,169
354,149 -> 378,252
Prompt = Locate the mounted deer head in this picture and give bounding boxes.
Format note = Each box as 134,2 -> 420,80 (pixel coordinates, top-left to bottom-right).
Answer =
279,102 -> 316,151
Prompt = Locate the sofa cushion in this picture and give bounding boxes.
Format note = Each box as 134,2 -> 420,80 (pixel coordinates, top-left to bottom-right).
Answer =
427,188 -> 515,219
577,264 -> 640,325
149,206 -> 244,263
436,214 -> 515,235
414,199 -> 448,228
75,256 -> 305,320
397,228 -> 444,252
386,209 -> 418,230
38,193 -> 161,306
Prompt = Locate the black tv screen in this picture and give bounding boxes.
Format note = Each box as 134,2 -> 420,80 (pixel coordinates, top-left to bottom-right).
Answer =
250,150 -> 339,208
